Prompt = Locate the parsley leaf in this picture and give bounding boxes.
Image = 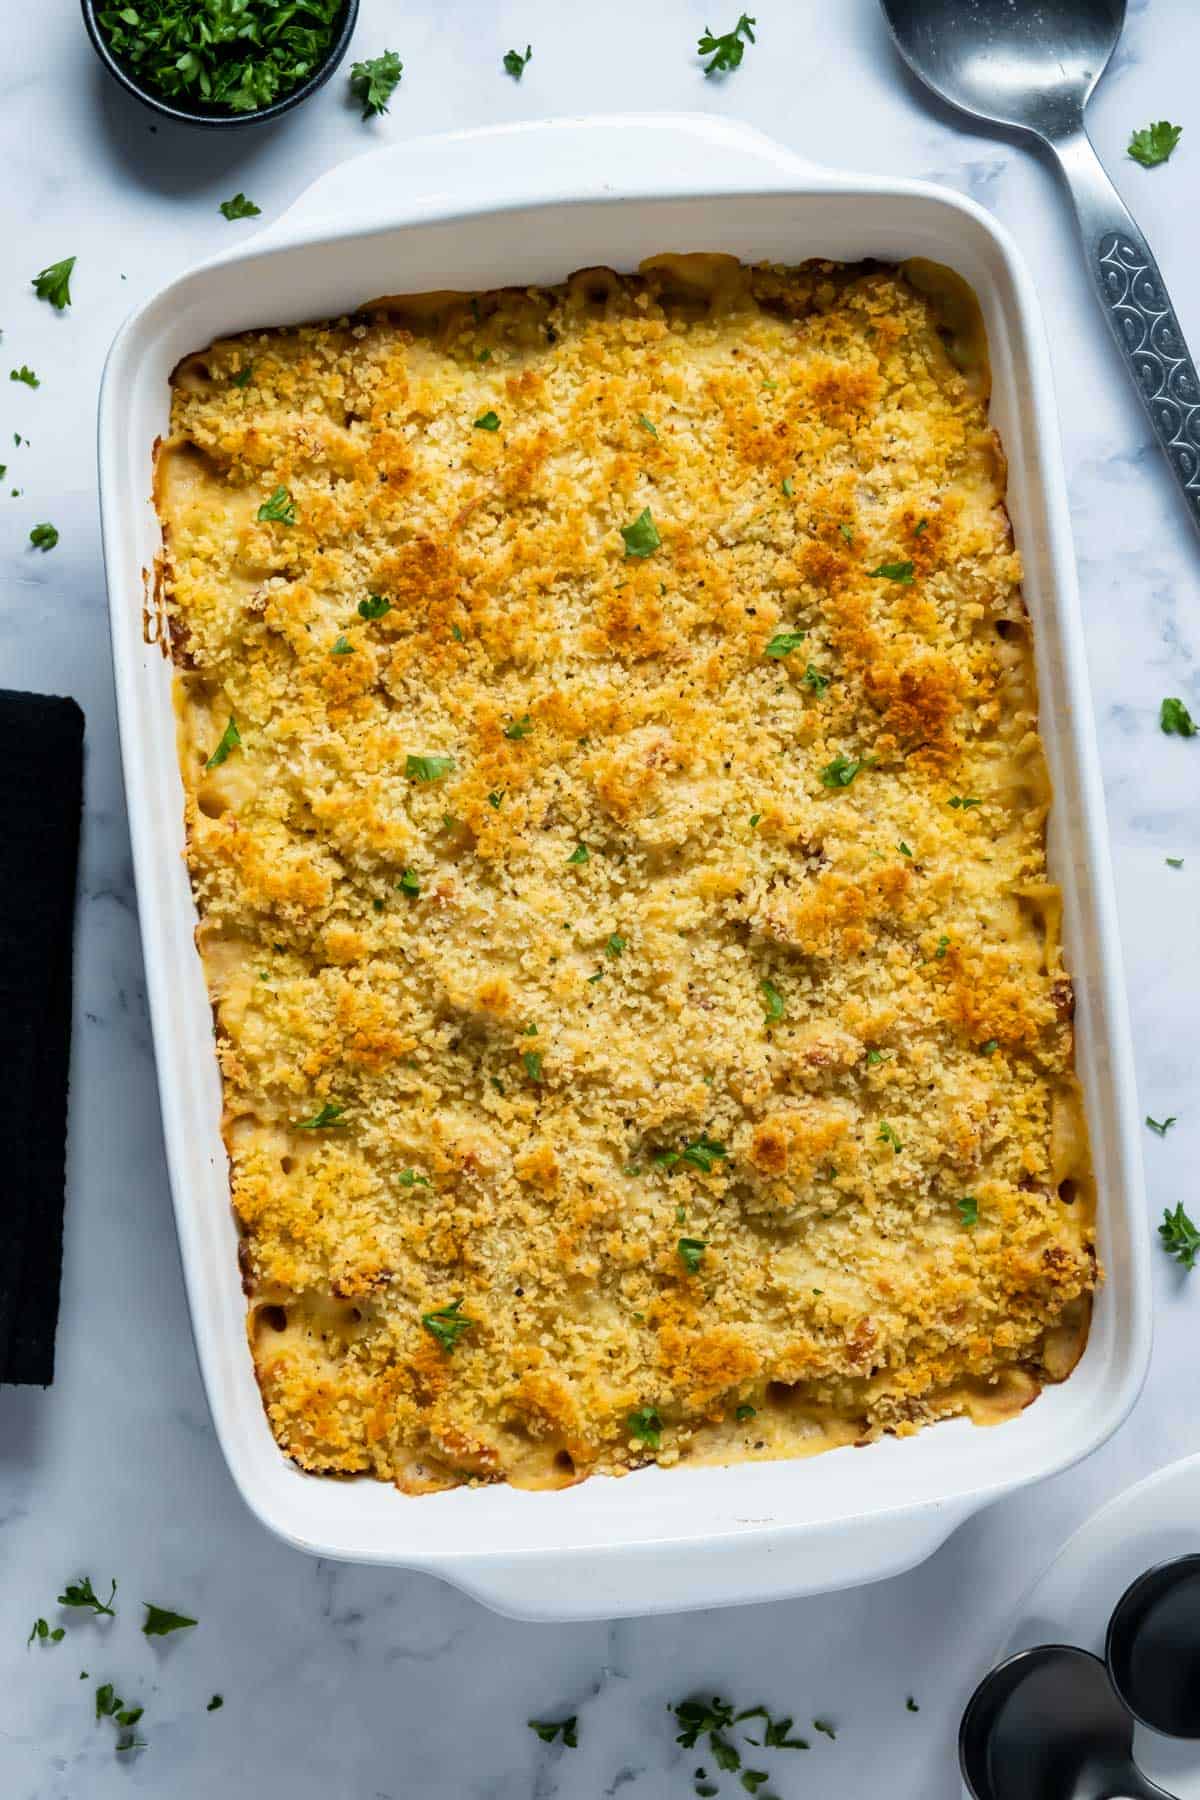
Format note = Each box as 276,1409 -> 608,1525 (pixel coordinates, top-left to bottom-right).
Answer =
802,664 -> 829,696
1129,121 -> 1182,168
735,1403 -> 756,1421
142,1604 -> 196,1637
523,1048 -> 544,1083
1161,696 -> 1197,737
781,476 -> 794,497
33,256 -> 75,310
678,1237 -> 707,1274
1160,1202 -> 1200,1270
330,633 -> 353,656
813,1718 -> 837,1739
95,1682 -> 121,1719
528,1716 -> 577,1746
27,1618 -> 64,1646
655,1135 -> 728,1175
606,932 -> 626,957
1167,857 -> 1184,869
473,410 -> 501,431
504,44 -> 533,80
1147,1114 -> 1177,1136
349,50 -> 403,119
397,1168 -> 429,1186
898,841 -> 912,857
759,978 -> 785,1022
205,716 -> 241,770
868,560 -> 914,583
697,13 -> 757,75
10,366 -> 39,388
878,1121 -> 902,1153
231,364 -> 253,387
627,1405 -> 662,1448
256,485 -> 295,524
406,753 -> 456,782
29,522 -> 58,551
638,413 -> 658,436
566,842 -> 590,865
207,1695 -> 223,1712
906,1696 -> 920,1713
949,795 -> 982,809
957,1196 -> 979,1228
620,507 -> 661,557
504,714 -> 533,739
358,594 -> 391,620
674,1697 -> 735,1749
821,752 -> 863,788
934,934 -> 950,959
294,1101 -> 347,1130
839,522 -> 855,543
219,193 -> 261,221
398,868 -> 420,896
764,629 -> 806,659
422,1299 -> 474,1352
58,1577 -> 116,1618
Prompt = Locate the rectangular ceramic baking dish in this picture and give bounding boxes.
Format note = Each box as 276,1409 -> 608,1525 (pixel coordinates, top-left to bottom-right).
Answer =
98,113 -> 1150,1622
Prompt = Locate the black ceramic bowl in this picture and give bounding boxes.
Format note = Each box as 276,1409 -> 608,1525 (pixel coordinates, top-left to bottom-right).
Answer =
81,0 -> 359,128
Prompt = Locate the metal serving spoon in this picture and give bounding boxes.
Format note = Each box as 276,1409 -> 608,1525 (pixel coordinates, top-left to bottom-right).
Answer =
1107,1554 -> 1200,1740
959,1645 -> 1178,1800
879,0 -> 1200,539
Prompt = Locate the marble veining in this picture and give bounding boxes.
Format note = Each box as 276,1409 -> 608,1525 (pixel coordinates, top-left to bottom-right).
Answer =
2,1 -> 1199,1794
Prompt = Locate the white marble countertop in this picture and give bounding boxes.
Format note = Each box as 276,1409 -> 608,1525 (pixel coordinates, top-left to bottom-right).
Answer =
3,1 -> 1199,1794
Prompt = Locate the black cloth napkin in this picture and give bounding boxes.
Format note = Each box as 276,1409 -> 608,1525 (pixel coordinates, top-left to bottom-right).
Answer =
0,690 -> 83,1385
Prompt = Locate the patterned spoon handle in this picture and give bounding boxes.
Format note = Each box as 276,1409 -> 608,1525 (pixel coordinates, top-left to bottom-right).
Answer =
1052,127 -> 1200,537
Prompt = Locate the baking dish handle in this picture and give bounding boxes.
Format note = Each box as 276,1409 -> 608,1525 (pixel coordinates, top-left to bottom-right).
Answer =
241,112 -> 831,256
442,1498 -> 977,1623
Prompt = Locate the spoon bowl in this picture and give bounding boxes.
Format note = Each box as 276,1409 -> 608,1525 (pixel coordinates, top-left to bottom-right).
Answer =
960,1644 -> 1177,1800
1107,1555 -> 1200,1740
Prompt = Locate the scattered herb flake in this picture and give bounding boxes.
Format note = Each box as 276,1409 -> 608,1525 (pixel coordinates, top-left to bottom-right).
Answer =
330,633 -> 353,656
422,1299 -> 475,1352
231,363 -> 253,387
29,521 -> 58,550
898,841 -> 912,857
1129,121 -> 1182,167
256,485 -> 295,525
219,192 -> 261,221
398,868 -> 420,896
205,716 -> 241,770
11,366 -> 39,388
1160,1202 -> 1200,1270
949,795 -> 982,809
504,713 -> 533,739
621,507 -> 661,558
678,1237 -> 707,1274
142,1604 -> 196,1637
802,664 -> 830,695
813,1718 -> 837,1740
58,1577 -> 116,1618
207,1695 -> 223,1712
473,410 -> 501,431
697,13 -> 757,75
566,842 -> 590,865
838,522 -> 854,543
934,935 -> 950,959
781,476 -> 794,497
1160,696 -> 1197,737
906,1696 -> 920,1713
628,1405 -> 662,1448
528,1716 -> 577,1746
735,1403 -> 756,1421
606,932 -> 626,957
397,1169 -> 429,1187
821,752 -> 863,788
957,1196 -> 979,1228
358,594 -> 391,620
350,49 -> 403,119
638,413 -> 658,436
294,1101 -> 347,1130
406,753 -> 456,782
1147,1114 -> 1177,1136
878,1121 -> 902,1153
523,1049 -> 543,1083
868,560 -> 914,583
503,44 -> 533,80
764,629 -> 806,659
981,1039 -> 999,1055
1167,856 -> 1184,868
33,256 -> 75,309
759,978 -> 785,1022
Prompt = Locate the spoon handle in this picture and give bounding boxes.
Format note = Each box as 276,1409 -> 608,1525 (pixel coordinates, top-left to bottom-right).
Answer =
1049,127 -> 1200,539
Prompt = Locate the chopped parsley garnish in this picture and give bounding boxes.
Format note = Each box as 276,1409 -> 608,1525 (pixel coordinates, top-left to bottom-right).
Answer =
878,1121 -> 902,1153
868,560 -> 914,583
406,753 -> 456,782
205,716 -> 241,769
566,842 -> 590,865
58,1577 -> 116,1618
256,484 -> 295,524
820,753 -> 863,788
1167,857 -> 1184,868
142,1604 -> 197,1637
654,1135 -> 728,1174
219,193 -> 261,221
1129,121 -> 1182,168
473,410 -> 501,431
780,476 -> 794,497
358,594 -> 391,620
697,13 -> 757,75
677,1237 -> 707,1274
898,841 -> 912,857
587,969 -> 603,983
207,1695 -> 224,1712
949,795 -> 982,809
914,518 -> 928,536
11,366 -> 39,388
397,1168 -> 429,1186
957,1196 -> 979,1228
98,0 -> 343,111
980,1039 -> 998,1055
504,713 -> 533,739
29,521 -> 58,550
350,49 -> 403,118
606,932 -> 626,957
1160,696 -> 1197,737
476,349 -> 491,362
96,1682 -> 121,1719
294,1101 -> 347,1130
673,1697 -> 736,1750
1160,1202 -> 1200,1270
523,1049 -> 543,1082
528,1716 -> 577,1746
620,507 -> 661,557
330,633 -> 353,656
398,868 -> 420,896
813,1718 -> 837,1740
934,935 -> 950,959
866,1049 -> 886,1065
638,413 -> 658,436
487,789 -> 504,809
33,256 -> 75,310
503,44 -> 533,79
627,1405 -> 662,1448
421,1299 -> 474,1352
906,1696 -> 920,1713
759,978 -> 785,1022
231,364 -> 253,387
764,629 -> 806,659
1147,1114 -> 1177,1136
802,664 -> 829,695
838,522 -> 854,543
749,813 -> 761,827
27,1619 -> 64,1646
735,1403 -> 756,1421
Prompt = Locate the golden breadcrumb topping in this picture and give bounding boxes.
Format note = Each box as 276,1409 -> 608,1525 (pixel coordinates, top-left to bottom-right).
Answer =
156,256 -> 1095,1494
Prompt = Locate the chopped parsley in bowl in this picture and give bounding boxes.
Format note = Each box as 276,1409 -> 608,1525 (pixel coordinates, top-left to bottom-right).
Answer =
82,0 -> 360,127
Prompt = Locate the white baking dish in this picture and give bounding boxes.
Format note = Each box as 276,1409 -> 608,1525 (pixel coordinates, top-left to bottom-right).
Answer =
98,113 -> 1151,1622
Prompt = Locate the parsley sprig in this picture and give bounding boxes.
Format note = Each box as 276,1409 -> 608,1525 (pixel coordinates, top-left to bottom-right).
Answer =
33,257 -> 75,310
219,193 -> 261,221
1160,1203 -> 1200,1270
1161,696 -> 1197,737
697,14 -> 757,75
1129,121 -> 1182,168
422,1299 -> 474,1352
59,1576 -> 117,1617
653,1135 -> 728,1174
350,49 -> 403,117
504,45 -> 533,80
